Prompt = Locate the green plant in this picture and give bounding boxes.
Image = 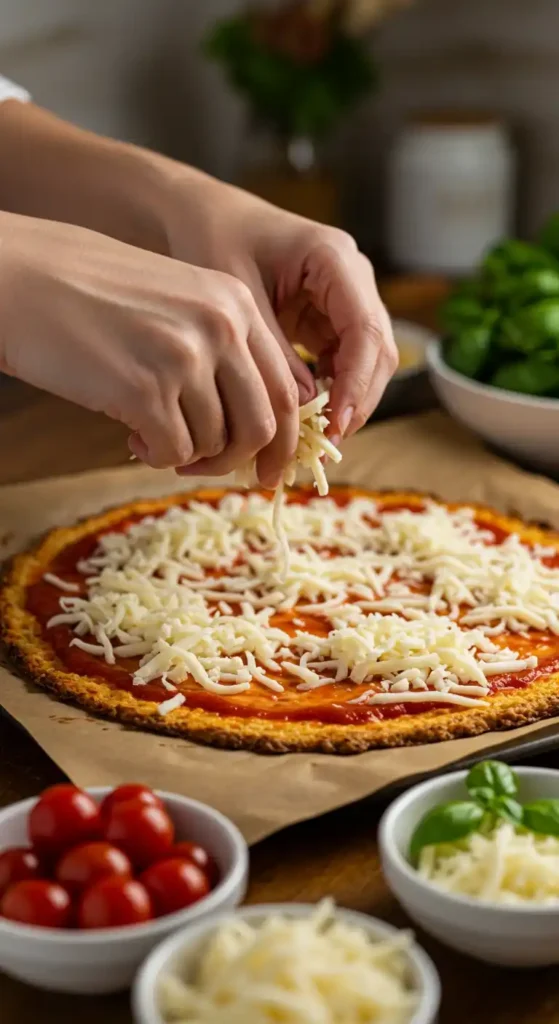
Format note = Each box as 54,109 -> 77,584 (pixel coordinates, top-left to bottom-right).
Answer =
204,1 -> 380,142
442,211 -> 559,397
409,760 -> 559,862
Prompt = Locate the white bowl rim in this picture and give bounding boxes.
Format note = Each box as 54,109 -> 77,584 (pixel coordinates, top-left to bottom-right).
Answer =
427,337 -> 559,410
392,319 -> 438,381
0,787 -> 248,945
380,765 -> 559,915
132,902 -> 441,1024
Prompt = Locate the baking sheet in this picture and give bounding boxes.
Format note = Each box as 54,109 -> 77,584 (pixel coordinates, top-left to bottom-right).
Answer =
2,410 -> 559,845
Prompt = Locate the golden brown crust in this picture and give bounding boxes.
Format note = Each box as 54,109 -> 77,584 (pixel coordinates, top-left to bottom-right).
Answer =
2,487 -> 559,755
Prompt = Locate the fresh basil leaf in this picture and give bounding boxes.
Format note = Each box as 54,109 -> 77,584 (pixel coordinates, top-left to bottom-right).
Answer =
409,801 -> 485,862
466,760 -> 518,799
468,785 -> 497,810
493,796 -> 524,827
523,800 -> 559,837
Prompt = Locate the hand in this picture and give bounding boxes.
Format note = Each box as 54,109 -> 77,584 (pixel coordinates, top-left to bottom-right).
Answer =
158,172 -> 398,446
0,213 -> 301,483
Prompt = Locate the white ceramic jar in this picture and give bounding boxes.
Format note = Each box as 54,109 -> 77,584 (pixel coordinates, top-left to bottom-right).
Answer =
387,115 -> 515,275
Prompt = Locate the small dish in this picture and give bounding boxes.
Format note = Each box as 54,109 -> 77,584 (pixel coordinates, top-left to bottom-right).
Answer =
0,788 -> 248,994
133,902 -> 441,1024
379,766 -> 559,967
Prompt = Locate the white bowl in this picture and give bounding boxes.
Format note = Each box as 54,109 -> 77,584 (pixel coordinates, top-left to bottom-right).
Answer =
427,340 -> 559,475
0,787 -> 248,994
379,766 -> 559,967
132,903 -> 441,1024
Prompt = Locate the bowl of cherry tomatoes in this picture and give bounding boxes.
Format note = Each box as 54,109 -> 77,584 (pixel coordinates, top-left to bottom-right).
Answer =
0,782 -> 248,994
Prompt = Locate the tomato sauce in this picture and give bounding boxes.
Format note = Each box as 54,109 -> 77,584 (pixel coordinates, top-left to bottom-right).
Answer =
25,488 -> 559,725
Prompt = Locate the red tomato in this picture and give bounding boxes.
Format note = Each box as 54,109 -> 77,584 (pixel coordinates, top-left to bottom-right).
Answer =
140,858 -> 210,917
165,842 -> 219,888
1,880 -> 71,929
100,784 -> 163,821
29,785 -> 101,860
0,848 -> 42,898
104,799 -> 174,869
56,842 -> 132,895
78,877 -> 153,929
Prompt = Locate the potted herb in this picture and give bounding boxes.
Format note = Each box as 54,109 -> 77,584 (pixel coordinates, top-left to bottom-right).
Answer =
205,0 -> 413,223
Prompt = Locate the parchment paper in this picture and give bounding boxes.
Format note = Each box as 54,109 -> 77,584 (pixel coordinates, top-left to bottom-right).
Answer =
2,411 -> 559,844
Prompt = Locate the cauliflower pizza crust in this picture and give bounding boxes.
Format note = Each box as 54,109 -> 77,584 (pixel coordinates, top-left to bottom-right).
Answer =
2,486 -> 559,755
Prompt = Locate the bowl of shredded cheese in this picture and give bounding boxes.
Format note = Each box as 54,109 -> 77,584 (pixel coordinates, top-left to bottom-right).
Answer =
133,900 -> 440,1024
379,765 -> 559,967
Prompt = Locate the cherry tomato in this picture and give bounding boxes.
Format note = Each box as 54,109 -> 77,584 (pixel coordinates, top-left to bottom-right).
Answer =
104,799 -> 174,869
100,784 -> 163,822
78,877 -> 153,929
0,848 -> 42,898
29,785 -> 101,860
1,880 -> 71,929
56,842 -> 132,895
140,858 -> 210,917
165,842 -> 219,888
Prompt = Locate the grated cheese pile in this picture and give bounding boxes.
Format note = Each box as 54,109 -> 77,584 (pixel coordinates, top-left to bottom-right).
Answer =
158,900 -> 418,1024
44,493 -> 559,714
418,822 -> 559,904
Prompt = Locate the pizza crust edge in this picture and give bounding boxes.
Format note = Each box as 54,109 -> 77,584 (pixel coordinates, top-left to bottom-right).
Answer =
2,489 -> 559,756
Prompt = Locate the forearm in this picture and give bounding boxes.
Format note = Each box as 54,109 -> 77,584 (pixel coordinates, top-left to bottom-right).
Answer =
0,100 -> 184,253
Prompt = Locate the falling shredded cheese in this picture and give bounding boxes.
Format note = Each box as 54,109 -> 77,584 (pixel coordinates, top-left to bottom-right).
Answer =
43,494 -> 559,714
418,822 -> 559,905
237,381 -> 342,577
158,900 -> 418,1024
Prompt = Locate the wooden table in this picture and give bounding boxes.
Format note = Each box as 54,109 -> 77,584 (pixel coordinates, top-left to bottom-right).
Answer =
3,363 -> 559,1023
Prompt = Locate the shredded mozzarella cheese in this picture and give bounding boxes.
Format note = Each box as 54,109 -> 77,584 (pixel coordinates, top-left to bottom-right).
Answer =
158,900 -> 418,1024
43,493 -> 559,713
238,381 -> 341,577
418,822 -> 559,904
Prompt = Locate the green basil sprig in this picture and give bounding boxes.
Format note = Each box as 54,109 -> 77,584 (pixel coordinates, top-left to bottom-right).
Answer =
523,800 -> 559,838
409,760 -> 559,863
409,802 -> 484,863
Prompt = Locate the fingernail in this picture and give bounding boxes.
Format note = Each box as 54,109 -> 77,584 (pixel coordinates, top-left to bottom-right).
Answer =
329,433 -> 341,449
339,406 -> 355,437
259,473 -> 281,491
296,378 -> 314,404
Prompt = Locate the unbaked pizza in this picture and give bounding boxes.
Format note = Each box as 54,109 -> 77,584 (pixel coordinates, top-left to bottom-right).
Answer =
2,485 -> 559,753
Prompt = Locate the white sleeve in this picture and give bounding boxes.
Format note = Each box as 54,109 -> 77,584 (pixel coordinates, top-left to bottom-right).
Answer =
0,75 -> 30,104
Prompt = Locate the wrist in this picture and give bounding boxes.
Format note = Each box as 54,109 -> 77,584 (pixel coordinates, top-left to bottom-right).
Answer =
149,159 -> 266,267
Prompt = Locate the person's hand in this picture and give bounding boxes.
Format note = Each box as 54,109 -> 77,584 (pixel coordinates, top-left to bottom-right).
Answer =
158,172 -> 398,447
0,213 -> 302,484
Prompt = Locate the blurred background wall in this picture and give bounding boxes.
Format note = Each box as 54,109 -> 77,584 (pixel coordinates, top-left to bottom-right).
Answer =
0,0 -> 556,256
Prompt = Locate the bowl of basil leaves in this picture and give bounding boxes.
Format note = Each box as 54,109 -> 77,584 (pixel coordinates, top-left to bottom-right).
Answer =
427,212 -> 559,475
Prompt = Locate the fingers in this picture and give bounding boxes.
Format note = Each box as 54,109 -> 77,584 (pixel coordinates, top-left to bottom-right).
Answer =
129,396 -> 194,469
177,377 -> 227,467
178,281 -> 302,486
342,303 -> 396,434
247,275 -> 316,405
247,320 -> 300,489
177,341 -> 276,479
301,235 -> 398,440
126,270 -> 303,482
